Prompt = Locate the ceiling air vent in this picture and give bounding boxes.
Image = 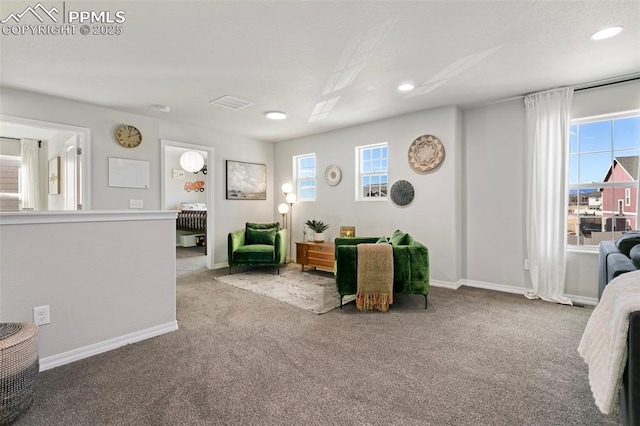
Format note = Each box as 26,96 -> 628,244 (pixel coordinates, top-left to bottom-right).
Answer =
209,95 -> 254,111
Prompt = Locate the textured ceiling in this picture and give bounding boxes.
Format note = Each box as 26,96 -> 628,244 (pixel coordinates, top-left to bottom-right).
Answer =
0,1 -> 638,142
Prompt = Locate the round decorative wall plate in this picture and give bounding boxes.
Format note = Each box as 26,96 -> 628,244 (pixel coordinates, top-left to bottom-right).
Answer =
390,180 -> 415,207
408,134 -> 445,173
324,165 -> 342,186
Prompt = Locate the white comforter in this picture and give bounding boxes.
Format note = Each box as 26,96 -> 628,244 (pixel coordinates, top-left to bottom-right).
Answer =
578,269 -> 640,414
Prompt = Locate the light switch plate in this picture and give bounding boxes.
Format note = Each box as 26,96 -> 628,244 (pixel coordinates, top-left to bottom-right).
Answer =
129,199 -> 143,209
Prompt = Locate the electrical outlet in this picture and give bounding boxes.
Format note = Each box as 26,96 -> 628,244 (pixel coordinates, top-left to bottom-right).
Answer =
129,199 -> 143,209
33,305 -> 50,326
524,259 -> 530,270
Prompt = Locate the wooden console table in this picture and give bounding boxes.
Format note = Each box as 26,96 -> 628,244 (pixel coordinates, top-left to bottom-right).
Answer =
296,241 -> 335,272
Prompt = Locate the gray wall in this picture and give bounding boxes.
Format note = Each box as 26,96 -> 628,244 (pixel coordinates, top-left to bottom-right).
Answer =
0,87 -> 276,266
274,80 -> 640,299
274,106 -> 463,284
462,80 -> 640,300
0,212 -> 177,363
462,99 -> 527,289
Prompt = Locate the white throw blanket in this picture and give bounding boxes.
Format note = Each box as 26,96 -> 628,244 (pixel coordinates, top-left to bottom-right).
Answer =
578,270 -> 640,414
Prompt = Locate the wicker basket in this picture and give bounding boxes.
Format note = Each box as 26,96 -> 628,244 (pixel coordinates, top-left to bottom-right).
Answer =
0,322 -> 39,425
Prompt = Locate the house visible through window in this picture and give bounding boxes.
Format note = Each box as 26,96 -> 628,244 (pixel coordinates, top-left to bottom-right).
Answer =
356,143 -> 388,200
568,112 -> 640,246
294,153 -> 316,201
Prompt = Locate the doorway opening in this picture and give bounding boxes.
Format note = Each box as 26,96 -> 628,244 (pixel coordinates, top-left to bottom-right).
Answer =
161,139 -> 214,269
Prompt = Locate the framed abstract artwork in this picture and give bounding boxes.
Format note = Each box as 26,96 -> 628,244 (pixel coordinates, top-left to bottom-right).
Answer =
48,157 -> 60,195
226,160 -> 267,200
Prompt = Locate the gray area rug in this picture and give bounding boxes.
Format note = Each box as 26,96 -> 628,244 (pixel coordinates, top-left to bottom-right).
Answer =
216,265 -> 355,314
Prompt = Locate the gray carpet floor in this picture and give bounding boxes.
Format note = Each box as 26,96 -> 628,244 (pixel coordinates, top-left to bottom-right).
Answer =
14,253 -> 621,425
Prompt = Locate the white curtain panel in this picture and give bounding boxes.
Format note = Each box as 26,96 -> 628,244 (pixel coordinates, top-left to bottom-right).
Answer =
20,138 -> 40,211
524,87 -> 574,305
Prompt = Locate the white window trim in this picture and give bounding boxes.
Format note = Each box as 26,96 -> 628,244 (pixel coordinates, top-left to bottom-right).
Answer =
355,142 -> 388,202
293,153 -> 316,202
568,110 -> 640,248
626,188 -> 631,206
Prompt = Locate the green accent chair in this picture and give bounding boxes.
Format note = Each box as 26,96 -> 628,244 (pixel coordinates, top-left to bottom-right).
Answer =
228,222 -> 287,274
335,230 -> 429,309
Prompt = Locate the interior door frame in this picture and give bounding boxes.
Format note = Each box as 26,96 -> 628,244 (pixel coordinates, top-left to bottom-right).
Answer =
161,139 -> 214,269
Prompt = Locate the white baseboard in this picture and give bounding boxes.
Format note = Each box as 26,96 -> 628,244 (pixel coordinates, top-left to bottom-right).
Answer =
459,279 -> 528,295
565,294 -> 598,306
213,262 -> 230,270
430,279 -> 461,290
40,321 -> 178,372
458,279 -> 598,306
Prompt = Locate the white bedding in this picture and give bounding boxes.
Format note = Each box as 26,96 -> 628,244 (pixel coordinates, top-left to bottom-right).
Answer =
578,269 -> 640,414
178,202 -> 207,211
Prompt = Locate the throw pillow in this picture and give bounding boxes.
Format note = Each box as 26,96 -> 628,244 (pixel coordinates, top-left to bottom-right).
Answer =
376,236 -> 390,244
630,245 -> 640,269
390,229 -> 410,246
246,227 -> 276,245
616,231 -> 640,256
246,222 -> 280,231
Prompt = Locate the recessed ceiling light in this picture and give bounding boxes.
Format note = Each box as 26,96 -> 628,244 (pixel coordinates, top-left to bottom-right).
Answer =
590,26 -> 624,40
398,83 -> 415,92
265,111 -> 287,120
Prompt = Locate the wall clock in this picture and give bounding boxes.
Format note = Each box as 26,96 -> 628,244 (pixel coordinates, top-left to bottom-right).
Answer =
390,180 -> 415,207
115,125 -> 142,148
324,165 -> 342,186
408,134 -> 445,173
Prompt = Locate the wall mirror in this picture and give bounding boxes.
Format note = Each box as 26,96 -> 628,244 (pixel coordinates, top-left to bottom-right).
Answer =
0,116 -> 91,211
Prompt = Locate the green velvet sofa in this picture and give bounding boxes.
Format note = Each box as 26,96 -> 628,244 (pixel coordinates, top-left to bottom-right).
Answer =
228,222 -> 287,274
335,230 -> 429,308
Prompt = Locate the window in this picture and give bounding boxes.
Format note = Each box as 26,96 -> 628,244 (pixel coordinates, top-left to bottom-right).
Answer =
356,143 -> 388,200
568,112 -> 640,246
0,155 -> 21,212
294,153 -> 316,201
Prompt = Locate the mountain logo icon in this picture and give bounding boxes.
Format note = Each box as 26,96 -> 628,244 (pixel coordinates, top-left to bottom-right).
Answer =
1,2 -> 60,24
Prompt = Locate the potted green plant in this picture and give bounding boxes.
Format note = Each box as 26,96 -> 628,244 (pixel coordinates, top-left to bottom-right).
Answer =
305,219 -> 330,243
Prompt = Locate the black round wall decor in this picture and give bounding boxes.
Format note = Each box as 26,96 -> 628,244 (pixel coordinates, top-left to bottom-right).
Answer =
390,180 -> 415,207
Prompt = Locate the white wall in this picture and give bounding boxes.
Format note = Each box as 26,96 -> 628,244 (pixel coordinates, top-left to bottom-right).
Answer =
0,87 -> 276,266
0,211 -> 178,367
164,147 -> 207,210
462,99 -> 527,290
274,106 -> 463,284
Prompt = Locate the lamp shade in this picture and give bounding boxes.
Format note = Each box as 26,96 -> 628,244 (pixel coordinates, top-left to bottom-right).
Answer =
286,192 -> 297,204
278,203 -> 289,214
281,183 -> 293,194
180,151 -> 204,173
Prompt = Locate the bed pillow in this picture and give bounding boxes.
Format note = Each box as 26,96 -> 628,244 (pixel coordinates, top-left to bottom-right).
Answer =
616,231 -> 640,256
179,202 -> 207,211
246,227 -> 277,245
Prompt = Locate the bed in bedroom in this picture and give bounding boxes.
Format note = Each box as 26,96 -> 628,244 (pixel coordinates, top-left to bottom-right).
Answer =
176,203 -> 207,254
